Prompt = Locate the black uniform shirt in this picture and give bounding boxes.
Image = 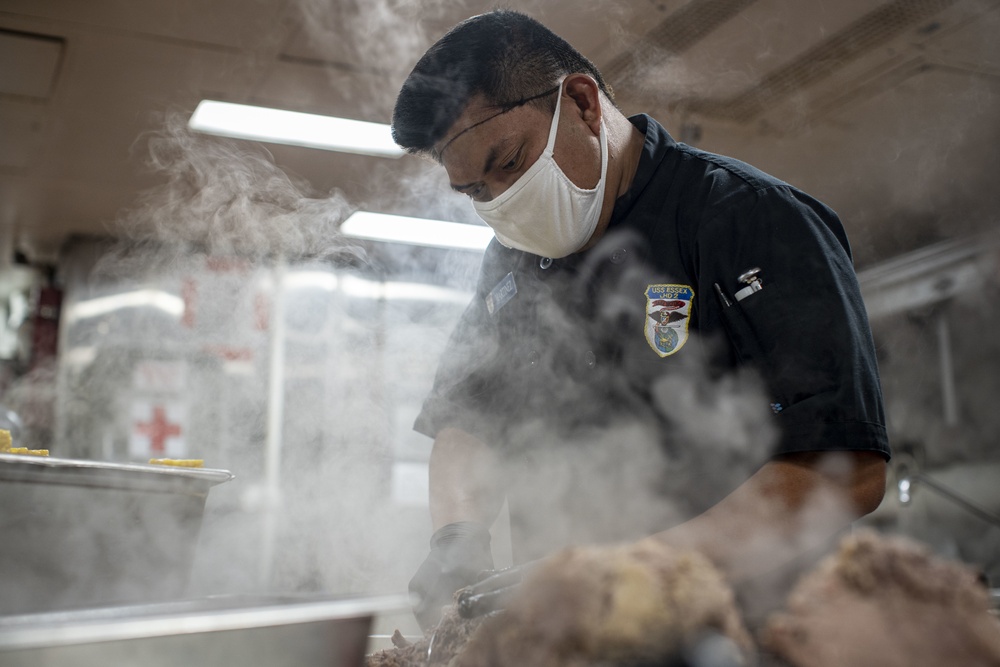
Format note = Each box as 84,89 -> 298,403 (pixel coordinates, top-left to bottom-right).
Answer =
414,115 -> 889,553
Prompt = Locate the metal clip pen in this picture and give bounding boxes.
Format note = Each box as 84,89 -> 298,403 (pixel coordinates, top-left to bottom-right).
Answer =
713,283 -> 732,308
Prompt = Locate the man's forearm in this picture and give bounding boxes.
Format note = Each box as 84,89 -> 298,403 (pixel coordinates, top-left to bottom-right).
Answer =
429,427 -> 506,531
648,450 -> 886,582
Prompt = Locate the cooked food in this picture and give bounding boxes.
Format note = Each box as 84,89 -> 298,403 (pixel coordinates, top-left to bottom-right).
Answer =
148,458 -> 205,467
9,447 -> 49,456
370,541 -> 749,666
366,606 -> 485,667
762,530 -> 1000,667
366,630 -> 426,667
451,540 -> 752,667
0,429 -> 47,455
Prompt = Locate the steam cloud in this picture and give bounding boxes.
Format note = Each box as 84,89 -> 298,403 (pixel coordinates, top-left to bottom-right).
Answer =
106,115 -> 359,272
4,0 -> 992,640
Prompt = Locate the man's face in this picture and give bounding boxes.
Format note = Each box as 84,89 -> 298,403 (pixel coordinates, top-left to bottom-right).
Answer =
435,84 -> 603,205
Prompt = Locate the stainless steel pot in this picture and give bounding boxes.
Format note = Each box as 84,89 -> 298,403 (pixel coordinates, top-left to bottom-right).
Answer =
0,593 -> 410,667
0,454 -> 233,614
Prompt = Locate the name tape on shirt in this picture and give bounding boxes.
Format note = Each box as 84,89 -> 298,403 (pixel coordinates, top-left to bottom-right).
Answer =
645,284 -> 694,357
486,272 -> 517,315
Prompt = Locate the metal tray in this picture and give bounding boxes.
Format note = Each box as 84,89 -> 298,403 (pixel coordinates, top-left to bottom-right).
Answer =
0,593 -> 411,667
0,453 -> 234,491
0,455 -> 234,614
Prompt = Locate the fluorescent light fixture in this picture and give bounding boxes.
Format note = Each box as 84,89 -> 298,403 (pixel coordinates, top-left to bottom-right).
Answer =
382,281 -> 471,304
282,272 -> 471,303
65,289 -> 185,323
64,346 -> 98,367
189,100 -> 404,158
283,271 -> 340,292
341,211 -> 494,251
340,275 -> 472,304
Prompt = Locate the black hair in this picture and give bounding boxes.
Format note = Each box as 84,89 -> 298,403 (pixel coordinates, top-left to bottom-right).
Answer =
391,9 -> 612,155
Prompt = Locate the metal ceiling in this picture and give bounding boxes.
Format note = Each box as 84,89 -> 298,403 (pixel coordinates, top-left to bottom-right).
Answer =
0,0 -> 997,268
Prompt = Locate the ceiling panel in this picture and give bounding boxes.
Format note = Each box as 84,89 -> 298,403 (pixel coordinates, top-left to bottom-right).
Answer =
252,56 -> 399,122
826,65 -> 1000,209
0,0 -> 291,50
0,28 -> 63,98
925,1 -> 1000,72
0,100 -> 45,170
655,0 -> 899,101
744,0 -> 998,130
0,0 -> 997,265
280,0 -> 452,73
693,61 -> 1000,265
278,0 -> 656,77
36,32 -> 252,182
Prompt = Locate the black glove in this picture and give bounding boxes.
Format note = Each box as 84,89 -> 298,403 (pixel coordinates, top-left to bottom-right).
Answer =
456,559 -> 541,619
409,522 -> 494,632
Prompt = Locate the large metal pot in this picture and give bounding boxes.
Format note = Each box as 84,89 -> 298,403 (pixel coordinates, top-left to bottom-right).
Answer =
0,593 -> 410,667
0,454 -> 233,614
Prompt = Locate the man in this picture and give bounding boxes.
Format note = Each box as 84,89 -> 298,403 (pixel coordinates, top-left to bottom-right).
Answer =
391,10 -> 889,631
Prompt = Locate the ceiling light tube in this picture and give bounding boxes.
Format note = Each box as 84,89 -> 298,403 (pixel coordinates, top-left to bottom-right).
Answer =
338,275 -> 473,304
65,289 -> 185,323
188,100 -> 404,158
341,211 -> 494,251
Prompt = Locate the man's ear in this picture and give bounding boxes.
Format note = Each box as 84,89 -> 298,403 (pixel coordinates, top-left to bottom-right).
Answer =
563,74 -> 602,135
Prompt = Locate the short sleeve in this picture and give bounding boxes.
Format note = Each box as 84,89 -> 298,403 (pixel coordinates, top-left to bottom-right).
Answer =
695,185 -> 889,459
413,243 -> 519,446
413,293 -> 503,443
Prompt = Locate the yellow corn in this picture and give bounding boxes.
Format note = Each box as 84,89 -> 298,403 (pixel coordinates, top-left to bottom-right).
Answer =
9,448 -> 49,456
149,458 -> 204,468
0,429 -> 11,452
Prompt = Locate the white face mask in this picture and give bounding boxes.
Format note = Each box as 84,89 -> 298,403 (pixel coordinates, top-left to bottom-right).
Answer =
473,83 -> 609,259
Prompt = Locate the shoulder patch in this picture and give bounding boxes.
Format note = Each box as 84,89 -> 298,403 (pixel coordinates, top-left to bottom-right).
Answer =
644,284 -> 694,357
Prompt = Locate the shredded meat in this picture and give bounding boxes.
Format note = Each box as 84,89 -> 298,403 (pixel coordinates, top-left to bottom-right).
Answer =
365,604 -> 486,667
761,530 -> 1000,667
367,541 -> 749,666
390,630 -> 411,649
371,531 -> 1000,667
366,631 -> 427,667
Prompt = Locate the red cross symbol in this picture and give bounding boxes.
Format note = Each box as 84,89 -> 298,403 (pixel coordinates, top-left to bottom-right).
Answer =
135,406 -> 182,454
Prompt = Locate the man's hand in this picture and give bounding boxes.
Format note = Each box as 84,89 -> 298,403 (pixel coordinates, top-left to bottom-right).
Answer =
409,521 -> 494,632
456,560 -> 542,619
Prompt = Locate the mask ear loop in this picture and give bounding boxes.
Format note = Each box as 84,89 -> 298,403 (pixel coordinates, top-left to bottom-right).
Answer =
546,76 -> 608,191
473,81 -> 568,215
436,83 -> 563,159
596,115 -> 609,190
550,82 -> 609,197
539,78 -> 568,158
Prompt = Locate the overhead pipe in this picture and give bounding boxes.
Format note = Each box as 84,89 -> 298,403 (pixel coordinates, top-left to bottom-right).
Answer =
935,316 -> 959,427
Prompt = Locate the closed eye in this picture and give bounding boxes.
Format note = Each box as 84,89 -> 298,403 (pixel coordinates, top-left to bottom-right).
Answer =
501,149 -> 522,172
462,183 -> 489,202
452,182 -> 484,199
